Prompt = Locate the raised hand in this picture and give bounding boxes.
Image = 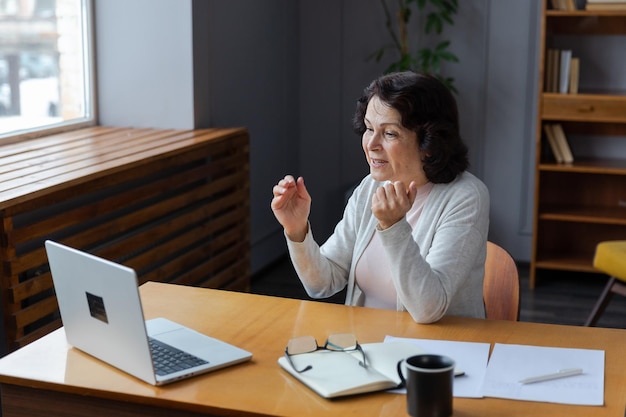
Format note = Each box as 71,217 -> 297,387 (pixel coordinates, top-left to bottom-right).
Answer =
271,175 -> 311,242
371,181 -> 418,230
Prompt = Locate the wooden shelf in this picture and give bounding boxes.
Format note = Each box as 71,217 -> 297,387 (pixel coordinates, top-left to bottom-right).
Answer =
546,11 -> 626,34
538,158 -> 626,174
547,10 -> 626,16
534,257 -> 596,273
538,206 -> 626,225
530,0 -> 626,289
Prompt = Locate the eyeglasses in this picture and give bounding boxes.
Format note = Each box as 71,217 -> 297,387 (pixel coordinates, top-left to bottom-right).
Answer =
284,333 -> 368,373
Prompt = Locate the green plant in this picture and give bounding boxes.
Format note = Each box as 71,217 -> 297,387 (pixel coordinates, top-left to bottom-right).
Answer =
370,0 -> 459,92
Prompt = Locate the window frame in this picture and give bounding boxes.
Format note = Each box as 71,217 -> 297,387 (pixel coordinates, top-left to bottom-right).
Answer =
0,0 -> 97,145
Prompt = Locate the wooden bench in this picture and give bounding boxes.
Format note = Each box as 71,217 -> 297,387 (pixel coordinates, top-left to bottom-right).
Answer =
0,126 -> 250,353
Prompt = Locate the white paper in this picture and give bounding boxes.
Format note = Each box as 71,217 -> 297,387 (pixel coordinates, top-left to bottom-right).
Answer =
481,343 -> 604,406
384,335 -> 490,398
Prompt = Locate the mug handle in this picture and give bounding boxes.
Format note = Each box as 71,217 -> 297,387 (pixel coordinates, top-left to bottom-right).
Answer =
396,359 -> 407,389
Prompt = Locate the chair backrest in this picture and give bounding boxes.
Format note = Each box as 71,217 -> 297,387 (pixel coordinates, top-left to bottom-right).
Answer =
483,241 -> 520,321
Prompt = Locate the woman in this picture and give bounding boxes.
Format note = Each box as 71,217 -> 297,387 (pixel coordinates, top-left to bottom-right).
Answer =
271,71 -> 489,323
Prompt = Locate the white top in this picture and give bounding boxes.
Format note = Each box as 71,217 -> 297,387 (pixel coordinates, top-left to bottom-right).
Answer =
355,182 -> 433,309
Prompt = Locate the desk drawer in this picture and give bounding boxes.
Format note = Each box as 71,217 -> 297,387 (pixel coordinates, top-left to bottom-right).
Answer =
542,94 -> 626,123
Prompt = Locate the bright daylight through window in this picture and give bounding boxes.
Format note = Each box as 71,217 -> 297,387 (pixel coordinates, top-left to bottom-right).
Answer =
0,0 -> 93,140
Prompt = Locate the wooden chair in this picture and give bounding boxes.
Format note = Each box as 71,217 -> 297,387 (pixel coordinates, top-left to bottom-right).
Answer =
483,241 -> 520,321
584,241 -> 626,327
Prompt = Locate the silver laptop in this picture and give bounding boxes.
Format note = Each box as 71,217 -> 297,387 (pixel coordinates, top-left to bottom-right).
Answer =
45,240 -> 252,386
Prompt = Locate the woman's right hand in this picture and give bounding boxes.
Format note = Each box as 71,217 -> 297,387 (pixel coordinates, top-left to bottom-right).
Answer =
271,175 -> 311,242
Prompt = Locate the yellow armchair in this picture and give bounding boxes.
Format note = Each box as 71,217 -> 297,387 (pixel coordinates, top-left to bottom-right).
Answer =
584,241 -> 626,327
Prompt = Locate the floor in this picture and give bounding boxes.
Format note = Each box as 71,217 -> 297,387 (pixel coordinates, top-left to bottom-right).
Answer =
251,256 -> 626,329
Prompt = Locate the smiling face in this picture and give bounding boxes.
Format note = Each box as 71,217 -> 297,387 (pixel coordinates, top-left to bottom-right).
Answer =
362,95 -> 428,187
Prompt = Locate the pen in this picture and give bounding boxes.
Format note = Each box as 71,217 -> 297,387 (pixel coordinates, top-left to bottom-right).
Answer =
519,368 -> 583,384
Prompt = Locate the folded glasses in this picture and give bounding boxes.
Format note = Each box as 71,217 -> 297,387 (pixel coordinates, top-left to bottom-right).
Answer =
284,333 -> 368,373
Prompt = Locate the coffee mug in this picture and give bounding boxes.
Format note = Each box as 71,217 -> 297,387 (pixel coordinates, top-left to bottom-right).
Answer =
397,354 -> 455,417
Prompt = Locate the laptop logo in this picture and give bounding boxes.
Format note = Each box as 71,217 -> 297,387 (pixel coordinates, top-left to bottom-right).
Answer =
86,292 -> 109,323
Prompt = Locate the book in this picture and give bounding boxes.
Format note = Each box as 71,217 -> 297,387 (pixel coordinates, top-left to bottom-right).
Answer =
559,50 -> 572,94
569,57 -> 580,94
543,124 -> 564,163
549,0 -> 566,9
546,49 -> 579,94
552,123 -> 574,163
549,49 -> 560,93
550,0 -> 578,9
544,48 -> 559,93
586,2 -> 626,10
277,341 -> 425,398
545,49 -> 555,92
564,0 -> 578,9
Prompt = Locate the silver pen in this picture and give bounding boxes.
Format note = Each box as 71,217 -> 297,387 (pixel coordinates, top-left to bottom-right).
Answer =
519,368 -> 583,384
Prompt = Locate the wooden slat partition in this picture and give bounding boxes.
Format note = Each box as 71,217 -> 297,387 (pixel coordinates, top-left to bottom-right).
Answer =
0,126 -> 250,352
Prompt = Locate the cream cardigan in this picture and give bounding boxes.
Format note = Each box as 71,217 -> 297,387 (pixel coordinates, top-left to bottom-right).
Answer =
286,171 -> 490,323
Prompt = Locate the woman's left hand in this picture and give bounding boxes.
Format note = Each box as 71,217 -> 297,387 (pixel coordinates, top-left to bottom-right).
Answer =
371,181 -> 417,230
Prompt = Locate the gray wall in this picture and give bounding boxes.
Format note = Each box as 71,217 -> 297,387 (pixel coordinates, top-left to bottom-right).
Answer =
197,1 -> 301,272
96,0 -> 540,273
96,0 -> 195,129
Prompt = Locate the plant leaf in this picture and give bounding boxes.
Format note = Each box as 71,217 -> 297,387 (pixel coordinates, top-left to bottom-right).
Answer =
426,13 -> 443,34
439,51 -> 459,62
372,0 -> 459,93
440,12 -> 454,25
434,40 -> 451,51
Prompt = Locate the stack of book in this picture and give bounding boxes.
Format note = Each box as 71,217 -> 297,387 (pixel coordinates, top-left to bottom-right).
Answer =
543,123 -> 574,164
586,0 -> 626,10
550,0 -> 578,10
544,49 -> 580,94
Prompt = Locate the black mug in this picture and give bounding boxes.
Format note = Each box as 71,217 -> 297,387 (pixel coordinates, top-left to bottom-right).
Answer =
397,354 -> 455,417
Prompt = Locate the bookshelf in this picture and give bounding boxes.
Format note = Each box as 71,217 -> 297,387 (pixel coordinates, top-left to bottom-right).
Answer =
530,1 -> 626,288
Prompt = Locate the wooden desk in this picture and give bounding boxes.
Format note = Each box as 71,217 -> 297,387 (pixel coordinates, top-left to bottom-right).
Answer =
0,282 -> 624,417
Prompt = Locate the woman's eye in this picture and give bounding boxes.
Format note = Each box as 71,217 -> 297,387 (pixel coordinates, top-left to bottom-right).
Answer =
384,131 -> 397,138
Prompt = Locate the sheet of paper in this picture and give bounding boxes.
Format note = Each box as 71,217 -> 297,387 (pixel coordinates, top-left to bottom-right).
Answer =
384,335 -> 490,398
481,343 -> 604,406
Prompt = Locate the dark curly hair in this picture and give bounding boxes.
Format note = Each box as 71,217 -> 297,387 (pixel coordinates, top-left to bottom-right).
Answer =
353,72 -> 468,184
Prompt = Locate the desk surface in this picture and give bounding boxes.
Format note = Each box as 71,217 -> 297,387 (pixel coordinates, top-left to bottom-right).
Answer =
0,282 -> 624,417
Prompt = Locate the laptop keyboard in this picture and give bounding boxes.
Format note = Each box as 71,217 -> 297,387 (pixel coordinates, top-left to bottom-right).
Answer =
149,337 -> 209,376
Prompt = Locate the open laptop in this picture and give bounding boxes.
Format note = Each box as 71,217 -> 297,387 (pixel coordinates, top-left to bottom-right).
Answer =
45,240 -> 252,386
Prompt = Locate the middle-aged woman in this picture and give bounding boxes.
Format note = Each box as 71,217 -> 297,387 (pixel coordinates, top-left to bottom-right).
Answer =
271,71 -> 490,323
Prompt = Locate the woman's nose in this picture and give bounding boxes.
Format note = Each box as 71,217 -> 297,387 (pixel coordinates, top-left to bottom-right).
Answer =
366,132 -> 381,150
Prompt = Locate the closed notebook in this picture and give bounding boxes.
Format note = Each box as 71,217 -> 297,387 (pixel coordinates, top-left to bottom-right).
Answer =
277,341 -> 425,398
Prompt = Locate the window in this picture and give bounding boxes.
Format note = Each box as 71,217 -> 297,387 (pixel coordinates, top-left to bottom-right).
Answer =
0,0 -> 94,141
